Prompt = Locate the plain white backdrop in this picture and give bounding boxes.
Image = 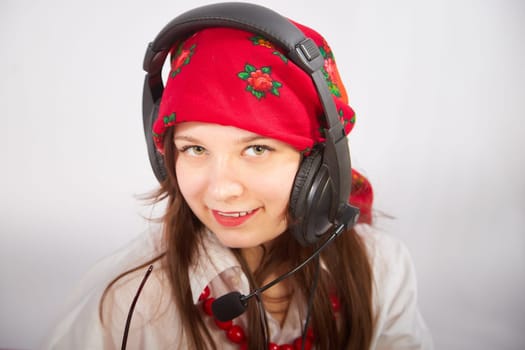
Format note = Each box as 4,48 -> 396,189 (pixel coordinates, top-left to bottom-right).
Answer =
1,0 -> 524,349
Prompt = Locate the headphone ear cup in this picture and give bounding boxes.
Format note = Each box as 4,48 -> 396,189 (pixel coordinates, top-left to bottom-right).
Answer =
290,148 -> 321,218
289,147 -> 334,246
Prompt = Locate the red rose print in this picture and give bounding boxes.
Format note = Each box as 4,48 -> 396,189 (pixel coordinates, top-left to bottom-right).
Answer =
247,70 -> 273,91
324,58 -> 337,85
173,49 -> 190,71
238,64 -> 282,100
170,44 -> 196,77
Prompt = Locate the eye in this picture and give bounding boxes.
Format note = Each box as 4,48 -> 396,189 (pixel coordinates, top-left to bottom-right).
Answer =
244,145 -> 274,156
179,145 -> 207,156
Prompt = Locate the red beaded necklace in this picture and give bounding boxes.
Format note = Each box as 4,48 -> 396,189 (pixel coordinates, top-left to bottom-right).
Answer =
198,285 -> 340,350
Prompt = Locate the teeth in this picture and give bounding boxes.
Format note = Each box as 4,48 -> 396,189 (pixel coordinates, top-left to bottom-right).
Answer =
218,209 -> 254,217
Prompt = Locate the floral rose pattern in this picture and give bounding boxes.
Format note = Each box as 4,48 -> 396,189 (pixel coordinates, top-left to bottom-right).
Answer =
163,112 -> 176,127
170,43 -> 196,77
152,131 -> 161,149
152,112 -> 176,151
238,64 -> 282,100
250,36 -> 288,63
250,36 -> 273,49
319,45 -> 342,97
339,108 -> 355,129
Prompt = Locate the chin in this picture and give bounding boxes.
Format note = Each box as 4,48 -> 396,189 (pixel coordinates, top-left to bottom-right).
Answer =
214,234 -> 261,249
215,229 -> 287,250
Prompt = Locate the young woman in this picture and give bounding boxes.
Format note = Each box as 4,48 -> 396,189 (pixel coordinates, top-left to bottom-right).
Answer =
44,3 -> 432,349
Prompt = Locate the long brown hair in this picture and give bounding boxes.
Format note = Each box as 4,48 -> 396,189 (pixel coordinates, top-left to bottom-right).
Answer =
101,127 -> 374,349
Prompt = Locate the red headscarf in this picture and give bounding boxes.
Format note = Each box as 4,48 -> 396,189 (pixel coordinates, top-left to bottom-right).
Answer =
153,21 -> 374,224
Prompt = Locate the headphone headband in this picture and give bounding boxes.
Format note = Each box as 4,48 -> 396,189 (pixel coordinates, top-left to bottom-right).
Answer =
144,3 -> 321,74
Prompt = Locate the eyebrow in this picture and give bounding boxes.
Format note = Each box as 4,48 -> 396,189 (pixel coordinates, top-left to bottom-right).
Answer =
238,135 -> 271,143
173,135 -> 200,143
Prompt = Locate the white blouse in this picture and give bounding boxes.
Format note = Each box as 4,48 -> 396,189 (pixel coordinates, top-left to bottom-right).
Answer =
42,226 -> 433,349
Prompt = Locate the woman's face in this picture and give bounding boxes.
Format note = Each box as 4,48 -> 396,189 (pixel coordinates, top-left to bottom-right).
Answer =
174,122 -> 301,248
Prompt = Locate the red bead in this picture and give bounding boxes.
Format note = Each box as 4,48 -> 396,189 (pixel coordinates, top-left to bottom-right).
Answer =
200,288 -> 321,349
279,345 -> 294,350
293,337 -> 312,350
330,294 -> 340,313
199,285 -> 210,301
214,318 -> 233,330
202,297 -> 215,316
226,325 -> 246,344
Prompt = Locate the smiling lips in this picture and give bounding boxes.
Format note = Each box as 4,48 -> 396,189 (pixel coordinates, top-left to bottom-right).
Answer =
212,208 -> 259,227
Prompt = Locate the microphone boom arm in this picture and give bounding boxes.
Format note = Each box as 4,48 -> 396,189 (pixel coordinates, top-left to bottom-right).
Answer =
242,223 -> 345,302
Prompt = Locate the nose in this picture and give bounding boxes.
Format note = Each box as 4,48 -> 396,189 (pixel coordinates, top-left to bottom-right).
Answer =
208,156 -> 244,202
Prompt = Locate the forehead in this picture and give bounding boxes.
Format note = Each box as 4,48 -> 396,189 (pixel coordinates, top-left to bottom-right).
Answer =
174,122 -> 267,141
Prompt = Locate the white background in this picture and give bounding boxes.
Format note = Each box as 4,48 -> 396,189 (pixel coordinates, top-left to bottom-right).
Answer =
1,0 -> 524,349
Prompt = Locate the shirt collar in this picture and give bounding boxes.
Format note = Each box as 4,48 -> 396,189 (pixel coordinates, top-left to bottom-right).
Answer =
188,230 -> 249,304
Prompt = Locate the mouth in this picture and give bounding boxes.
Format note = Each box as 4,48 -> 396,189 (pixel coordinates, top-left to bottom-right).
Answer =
216,209 -> 255,217
212,208 -> 259,227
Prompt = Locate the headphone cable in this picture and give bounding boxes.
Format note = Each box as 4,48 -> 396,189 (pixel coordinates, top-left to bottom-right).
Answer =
121,265 -> 154,350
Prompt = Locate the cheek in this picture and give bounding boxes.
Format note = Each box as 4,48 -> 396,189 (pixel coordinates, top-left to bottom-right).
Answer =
175,160 -> 202,202
249,162 -> 299,212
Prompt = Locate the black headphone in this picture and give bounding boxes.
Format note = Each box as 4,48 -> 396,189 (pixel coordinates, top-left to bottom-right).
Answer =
142,2 -> 359,246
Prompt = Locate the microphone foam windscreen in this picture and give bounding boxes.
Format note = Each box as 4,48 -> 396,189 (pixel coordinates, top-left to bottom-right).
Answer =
211,291 -> 247,322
